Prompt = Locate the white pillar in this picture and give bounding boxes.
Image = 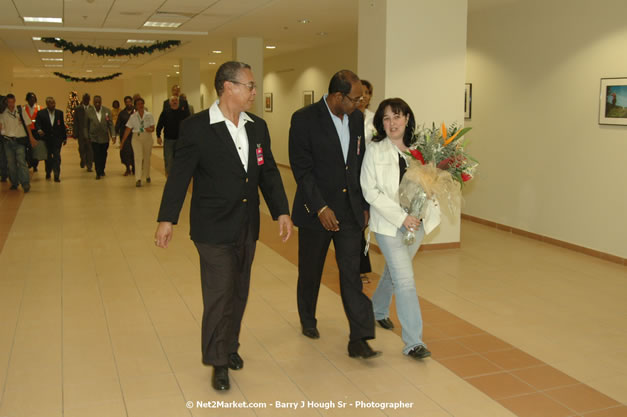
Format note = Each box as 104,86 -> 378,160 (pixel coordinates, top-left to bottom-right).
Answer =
358,0 -> 468,245
180,58 -> 201,113
233,37 -> 264,116
151,72 -> 168,117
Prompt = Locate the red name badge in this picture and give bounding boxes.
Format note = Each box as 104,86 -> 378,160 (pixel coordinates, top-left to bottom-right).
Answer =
256,146 -> 264,166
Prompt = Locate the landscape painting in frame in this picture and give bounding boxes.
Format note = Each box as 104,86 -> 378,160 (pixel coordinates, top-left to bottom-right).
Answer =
599,78 -> 627,125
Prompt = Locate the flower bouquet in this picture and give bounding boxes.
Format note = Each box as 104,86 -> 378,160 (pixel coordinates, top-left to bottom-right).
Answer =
399,122 -> 478,245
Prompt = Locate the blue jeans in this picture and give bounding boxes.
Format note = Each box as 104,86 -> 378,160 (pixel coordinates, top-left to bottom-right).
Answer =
373,224 -> 426,354
3,138 -> 29,187
163,138 -> 177,175
0,137 -> 7,178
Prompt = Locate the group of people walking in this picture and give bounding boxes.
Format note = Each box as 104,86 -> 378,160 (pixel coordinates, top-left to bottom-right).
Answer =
154,61 -> 432,392
0,85 -> 192,190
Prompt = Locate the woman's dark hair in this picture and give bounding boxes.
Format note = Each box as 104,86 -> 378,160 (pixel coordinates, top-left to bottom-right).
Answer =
372,98 -> 416,147
26,92 -> 36,101
134,97 -> 145,106
360,79 -> 373,95
123,96 -> 133,103
112,100 -> 120,108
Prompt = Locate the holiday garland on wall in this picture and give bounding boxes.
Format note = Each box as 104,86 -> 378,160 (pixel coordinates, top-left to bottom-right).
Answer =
41,38 -> 181,57
54,72 -> 122,83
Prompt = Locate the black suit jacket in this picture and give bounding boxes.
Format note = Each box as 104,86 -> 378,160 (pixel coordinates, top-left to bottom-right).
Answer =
35,109 -> 67,148
288,98 -> 368,231
163,98 -> 189,113
157,109 -> 290,244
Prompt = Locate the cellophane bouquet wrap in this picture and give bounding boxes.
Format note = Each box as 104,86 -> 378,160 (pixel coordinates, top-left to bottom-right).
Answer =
399,122 -> 478,245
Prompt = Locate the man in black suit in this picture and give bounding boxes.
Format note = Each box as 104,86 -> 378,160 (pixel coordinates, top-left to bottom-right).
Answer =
155,61 -> 293,391
36,97 -> 67,182
289,70 -> 380,359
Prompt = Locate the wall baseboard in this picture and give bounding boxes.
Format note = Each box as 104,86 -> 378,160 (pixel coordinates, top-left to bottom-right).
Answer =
461,213 -> 627,266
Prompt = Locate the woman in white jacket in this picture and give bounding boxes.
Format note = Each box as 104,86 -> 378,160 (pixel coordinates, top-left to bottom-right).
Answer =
360,98 -> 431,359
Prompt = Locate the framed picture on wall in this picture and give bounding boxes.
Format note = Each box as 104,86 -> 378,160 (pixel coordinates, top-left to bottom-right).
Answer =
303,90 -> 314,107
599,77 -> 627,125
464,83 -> 472,120
264,92 -> 273,112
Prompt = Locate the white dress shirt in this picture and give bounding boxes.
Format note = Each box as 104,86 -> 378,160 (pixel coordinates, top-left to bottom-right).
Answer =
49,110 -> 55,125
209,100 -> 253,172
126,111 -> 155,133
323,94 -> 350,162
0,107 -> 31,138
95,108 -> 102,122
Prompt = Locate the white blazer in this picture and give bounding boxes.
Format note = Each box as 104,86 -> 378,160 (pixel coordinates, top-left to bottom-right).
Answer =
360,138 -> 408,237
360,137 -> 441,237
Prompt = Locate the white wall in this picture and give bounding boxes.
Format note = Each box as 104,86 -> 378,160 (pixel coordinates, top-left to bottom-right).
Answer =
464,0 -> 627,258
263,43 -> 358,166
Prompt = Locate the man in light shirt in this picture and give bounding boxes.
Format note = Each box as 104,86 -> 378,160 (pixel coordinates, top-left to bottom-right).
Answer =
155,61 -> 293,392
0,94 -> 37,192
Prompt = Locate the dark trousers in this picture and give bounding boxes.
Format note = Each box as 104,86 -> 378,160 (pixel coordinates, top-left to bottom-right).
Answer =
45,144 -> 62,179
297,210 -> 375,342
194,216 -> 256,367
92,142 -> 109,176
360,232 -> 372,274
0,137 -> 7,179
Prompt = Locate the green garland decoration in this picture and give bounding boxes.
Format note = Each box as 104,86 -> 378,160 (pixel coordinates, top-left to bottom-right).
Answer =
53,72 -> 123,83
41,38 -> 181,57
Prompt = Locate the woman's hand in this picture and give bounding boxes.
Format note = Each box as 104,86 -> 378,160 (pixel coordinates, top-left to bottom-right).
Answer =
402,215 -> 421,232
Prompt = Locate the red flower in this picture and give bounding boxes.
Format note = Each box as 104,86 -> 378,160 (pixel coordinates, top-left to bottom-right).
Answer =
461,173 -> 472,182
437,157 -> 452,169
409,149 -> 425,165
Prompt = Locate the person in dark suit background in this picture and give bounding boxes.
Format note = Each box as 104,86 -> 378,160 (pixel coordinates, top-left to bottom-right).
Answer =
288,70 -> 380,359
154,61 -> 293,392
162,84 -> 188,112
73,93 -> 93,172
35,97 -> 67,182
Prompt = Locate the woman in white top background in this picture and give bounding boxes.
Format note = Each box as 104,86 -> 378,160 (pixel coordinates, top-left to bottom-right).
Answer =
119,97 -> 155,187
360,97 -> 431,360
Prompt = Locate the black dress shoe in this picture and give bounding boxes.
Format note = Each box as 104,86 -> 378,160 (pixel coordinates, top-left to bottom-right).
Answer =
377,318 -> 395,330
228,352 -> 244,370
302,327 -> 320,339
212,366 -> 230,391
348,339 -> 381,359
407,345 -> 431,359
96,175 -> 101,180
45,174 -> 51,180
54,178 -> 60,183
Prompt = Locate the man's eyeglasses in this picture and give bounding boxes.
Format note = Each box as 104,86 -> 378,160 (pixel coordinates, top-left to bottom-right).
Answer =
229,80 -> 257,91
343,93 -> 364,104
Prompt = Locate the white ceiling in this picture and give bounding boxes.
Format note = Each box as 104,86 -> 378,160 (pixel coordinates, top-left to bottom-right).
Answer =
0,0 -> 511,79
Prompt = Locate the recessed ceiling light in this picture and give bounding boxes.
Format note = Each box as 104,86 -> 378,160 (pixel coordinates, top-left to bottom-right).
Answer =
32,37 -> 42,41
108,58 -> 128,62
42,58 -> 63,61
24,17 -> 63,23
265,45 -> 276,49
38,49 -> 63,53
126,39 -> 155,44
86,70 -> 93,73
143,21 -> 182,28
208,62 -> 216,65
298,19 -> 310,24
102,65 -> 119,68
173,64 -> 180,67
212,50 -> 222,54
44,64 -> 62,67
175,71 -> 180,74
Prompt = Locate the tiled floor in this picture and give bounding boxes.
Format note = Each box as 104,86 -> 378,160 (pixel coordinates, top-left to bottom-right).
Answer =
0,141 -> 625,417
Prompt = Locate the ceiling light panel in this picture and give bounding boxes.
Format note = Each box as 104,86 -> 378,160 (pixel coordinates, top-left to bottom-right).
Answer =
144,21 -> 182,28
24,17 -> 63,23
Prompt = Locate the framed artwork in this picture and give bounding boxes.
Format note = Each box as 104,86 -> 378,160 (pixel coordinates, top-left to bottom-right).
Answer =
464,83 -> 472,120
264,92 -> 273,112
599,77 -> 627,125
303,90 -> 314,107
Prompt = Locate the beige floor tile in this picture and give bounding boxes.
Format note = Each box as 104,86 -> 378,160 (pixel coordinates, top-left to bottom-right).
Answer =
64,400 -> 128,417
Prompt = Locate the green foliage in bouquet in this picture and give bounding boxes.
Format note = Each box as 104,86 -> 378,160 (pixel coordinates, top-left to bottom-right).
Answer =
406,122 -> 478,187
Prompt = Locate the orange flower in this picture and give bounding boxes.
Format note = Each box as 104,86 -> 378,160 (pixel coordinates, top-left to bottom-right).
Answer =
443,129 -> 460,146
441,122 -> 447,141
